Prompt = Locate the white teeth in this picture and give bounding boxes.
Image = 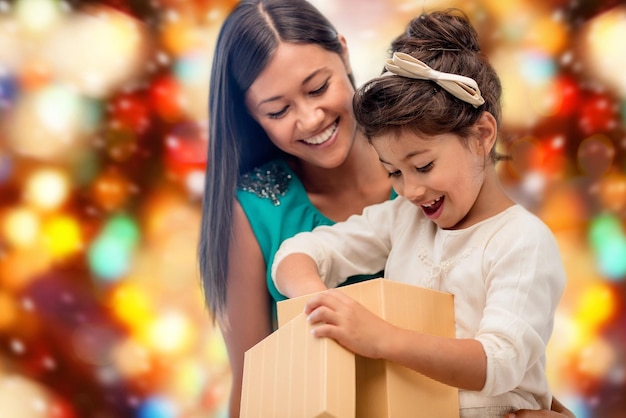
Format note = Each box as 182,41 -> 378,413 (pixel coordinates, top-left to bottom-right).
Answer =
302,121 -> 337,145
422,196 -> 442,208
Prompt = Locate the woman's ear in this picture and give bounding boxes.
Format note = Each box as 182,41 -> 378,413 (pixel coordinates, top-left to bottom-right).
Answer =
474,111 -> 498,156
338,34 -> 352,76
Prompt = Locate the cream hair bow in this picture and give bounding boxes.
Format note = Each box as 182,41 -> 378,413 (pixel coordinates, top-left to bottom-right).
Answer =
383,52 -> 485,108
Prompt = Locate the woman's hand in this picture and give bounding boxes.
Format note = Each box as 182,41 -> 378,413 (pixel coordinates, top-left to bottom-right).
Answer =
506,411 -> 573,418
505,396 -> 575,418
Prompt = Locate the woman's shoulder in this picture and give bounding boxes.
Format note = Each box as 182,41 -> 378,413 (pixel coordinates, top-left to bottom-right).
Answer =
236,158 -> 328,229
237,158 -> 300,207
235,158 -> 332,262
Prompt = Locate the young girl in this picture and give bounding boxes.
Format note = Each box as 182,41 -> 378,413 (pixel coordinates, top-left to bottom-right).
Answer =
272,9 -> 567,418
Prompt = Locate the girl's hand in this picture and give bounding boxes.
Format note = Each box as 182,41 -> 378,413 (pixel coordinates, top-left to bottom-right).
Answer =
304,289 -> 396,359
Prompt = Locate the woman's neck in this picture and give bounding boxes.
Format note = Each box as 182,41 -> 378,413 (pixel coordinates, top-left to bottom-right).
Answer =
293,135 -> 388,195
289,135 -> 392,221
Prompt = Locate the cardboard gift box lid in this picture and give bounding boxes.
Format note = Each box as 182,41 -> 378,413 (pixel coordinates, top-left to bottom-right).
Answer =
242,278 -> 459,418
241,311 -> 355,418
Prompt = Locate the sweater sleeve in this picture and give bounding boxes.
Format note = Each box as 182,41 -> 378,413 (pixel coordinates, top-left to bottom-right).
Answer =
272,199 -> 398,289
476,214 -> 566,397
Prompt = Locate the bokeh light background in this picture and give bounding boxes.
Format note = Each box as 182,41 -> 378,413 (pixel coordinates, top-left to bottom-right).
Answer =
0,0 -> 625,417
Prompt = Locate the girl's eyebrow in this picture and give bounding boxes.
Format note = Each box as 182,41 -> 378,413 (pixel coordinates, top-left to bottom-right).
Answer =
379,149 -> 428,164
257,68 -> 325,107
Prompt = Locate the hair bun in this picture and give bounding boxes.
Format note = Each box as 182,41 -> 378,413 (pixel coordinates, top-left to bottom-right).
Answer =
405,9 -> 480,53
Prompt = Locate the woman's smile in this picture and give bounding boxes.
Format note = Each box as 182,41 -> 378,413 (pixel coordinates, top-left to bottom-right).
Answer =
300,120 -> 339,146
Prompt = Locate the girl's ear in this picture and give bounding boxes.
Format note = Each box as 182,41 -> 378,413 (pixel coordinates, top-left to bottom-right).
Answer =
474,111 -> 498,156
338,34 -> 353,76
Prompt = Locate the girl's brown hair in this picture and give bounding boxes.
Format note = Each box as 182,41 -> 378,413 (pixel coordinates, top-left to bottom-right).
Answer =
353,9 -> 503,160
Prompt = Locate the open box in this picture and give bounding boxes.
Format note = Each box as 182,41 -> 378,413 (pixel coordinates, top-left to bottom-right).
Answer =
241,278 -> 460,417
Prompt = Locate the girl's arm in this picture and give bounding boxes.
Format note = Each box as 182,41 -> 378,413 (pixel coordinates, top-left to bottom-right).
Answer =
272,199 -> 398,295
274,252 -> 328,297
219,201 -> 273,418
304,289 -> 487,390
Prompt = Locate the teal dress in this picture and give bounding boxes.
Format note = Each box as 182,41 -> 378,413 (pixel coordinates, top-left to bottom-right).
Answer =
237,158 -> 396,328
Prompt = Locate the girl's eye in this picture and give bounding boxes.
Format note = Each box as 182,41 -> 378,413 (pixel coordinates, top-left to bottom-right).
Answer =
387,170 -> 401,178
416,162 -> 434,173
310,81 -> 329,96
268,107 -> 288,119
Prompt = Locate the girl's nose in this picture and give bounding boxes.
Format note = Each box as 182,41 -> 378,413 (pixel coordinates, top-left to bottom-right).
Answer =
401,176 -> 427,202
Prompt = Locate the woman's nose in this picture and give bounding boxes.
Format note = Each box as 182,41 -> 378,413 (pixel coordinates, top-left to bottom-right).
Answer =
296,103 -> 324,133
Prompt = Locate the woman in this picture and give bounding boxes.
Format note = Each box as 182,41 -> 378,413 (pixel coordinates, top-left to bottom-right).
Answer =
197,1 -> 574,417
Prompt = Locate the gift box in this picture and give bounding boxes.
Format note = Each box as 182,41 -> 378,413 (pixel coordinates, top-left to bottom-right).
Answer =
241,278 -> 459,418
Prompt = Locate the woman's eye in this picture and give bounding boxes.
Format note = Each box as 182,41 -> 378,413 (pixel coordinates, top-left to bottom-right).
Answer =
268,107 -> 288,119
310,81 -> 329,96
416,162 -> 434,173
387,170 -> 401,178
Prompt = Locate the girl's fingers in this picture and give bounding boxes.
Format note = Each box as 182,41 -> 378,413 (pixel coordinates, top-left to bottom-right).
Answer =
310,322 -> 340,340
306,304 -> 334,325
303,289 -> 345,314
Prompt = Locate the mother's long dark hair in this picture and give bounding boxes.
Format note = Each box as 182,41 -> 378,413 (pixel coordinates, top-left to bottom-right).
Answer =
198,0 -> 352,320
